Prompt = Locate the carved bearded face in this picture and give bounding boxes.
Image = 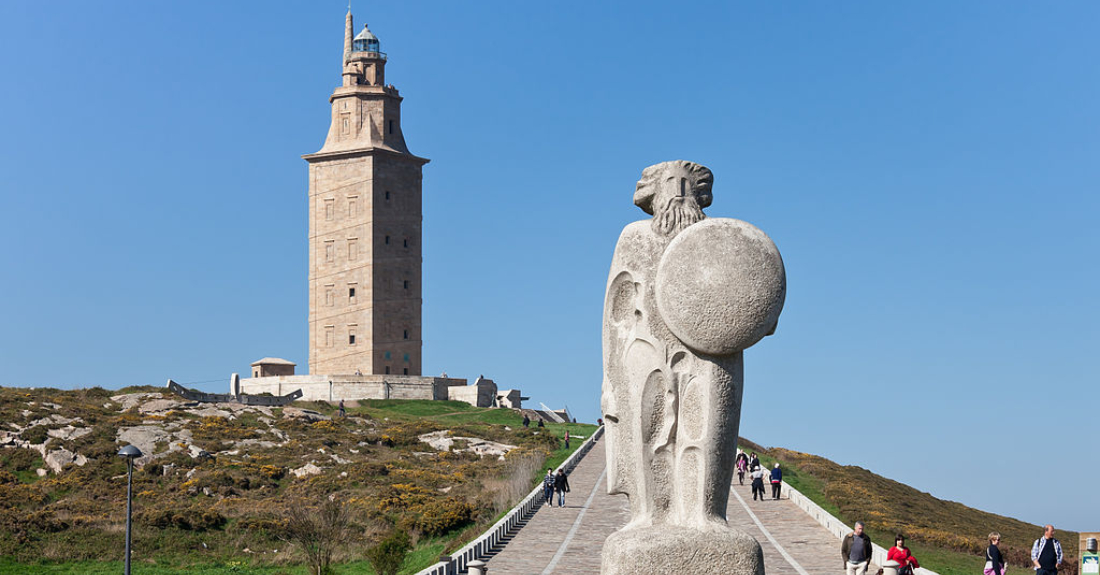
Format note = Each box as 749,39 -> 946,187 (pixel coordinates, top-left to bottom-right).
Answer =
633,161 -> 714,238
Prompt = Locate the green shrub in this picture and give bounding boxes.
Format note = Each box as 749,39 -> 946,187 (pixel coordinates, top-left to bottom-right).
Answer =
366,529 -> 411,575
138,505 -> 227,531
20,426 -> 49,445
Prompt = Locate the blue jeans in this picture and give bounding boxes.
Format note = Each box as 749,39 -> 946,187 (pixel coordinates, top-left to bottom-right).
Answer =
557,490 -> 566,507
544,486 -> 554,505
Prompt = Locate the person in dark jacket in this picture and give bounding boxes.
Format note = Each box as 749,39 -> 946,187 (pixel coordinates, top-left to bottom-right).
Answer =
770,463 -> 783,499
537,419 -> 545,428
1031,525 -> 1063,575
841,522 -> 872,575
986,532 -> 1005,575
554,469 -> 571,507
542,468 -> 555,508
523,414 -> 530,428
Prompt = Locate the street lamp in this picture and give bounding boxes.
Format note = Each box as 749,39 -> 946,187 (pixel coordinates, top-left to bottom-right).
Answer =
118,444 -> 142,575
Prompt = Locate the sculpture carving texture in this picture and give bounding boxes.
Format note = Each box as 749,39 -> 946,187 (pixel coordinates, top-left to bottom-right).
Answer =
601,161 -> 785,574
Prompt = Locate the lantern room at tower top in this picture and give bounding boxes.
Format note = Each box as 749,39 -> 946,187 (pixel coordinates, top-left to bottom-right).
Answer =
352,24 -> 383,57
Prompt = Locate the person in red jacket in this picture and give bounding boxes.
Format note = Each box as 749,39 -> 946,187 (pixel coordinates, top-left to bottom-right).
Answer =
888,534 -> 920,574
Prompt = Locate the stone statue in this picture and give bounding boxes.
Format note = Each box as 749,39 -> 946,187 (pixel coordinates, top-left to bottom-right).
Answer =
601,160 -> 786,574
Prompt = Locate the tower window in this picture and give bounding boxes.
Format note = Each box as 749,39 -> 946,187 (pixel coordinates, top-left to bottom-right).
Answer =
324,199 -> 335,221
403,280 -> 409,290
385,235 -> 390,245
348,324 -> 357,345
348,238 -> 358,261
385,191 -> 391,200
403,353 -> 410,362
325,284 -> 335,306
385,366 -> 390,374
403,368 -> 408,375
349,287 -> 356,298
403,329 -> 409,340
348,195 -> 359,216
324,325 -> 335,347
403,238 -> 408,248
384,351 -> 391,360
388,120 -> 394,134
349,334 -> 356,345
324,241 -> 335,263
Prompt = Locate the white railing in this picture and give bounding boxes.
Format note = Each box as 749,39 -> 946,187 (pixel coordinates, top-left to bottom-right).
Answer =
415,426 -> 605,575
782,479 -> 940,575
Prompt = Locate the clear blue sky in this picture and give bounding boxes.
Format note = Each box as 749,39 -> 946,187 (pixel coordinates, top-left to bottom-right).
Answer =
1,2 -> 1097,532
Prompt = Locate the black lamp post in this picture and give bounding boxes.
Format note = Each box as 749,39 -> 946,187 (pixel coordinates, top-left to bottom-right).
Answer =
118,444 -> 142,575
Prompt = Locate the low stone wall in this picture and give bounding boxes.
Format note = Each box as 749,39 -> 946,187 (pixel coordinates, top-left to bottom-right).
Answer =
782,479 -> 940,575
414,426 -> 605,575
239,375 -> 467,403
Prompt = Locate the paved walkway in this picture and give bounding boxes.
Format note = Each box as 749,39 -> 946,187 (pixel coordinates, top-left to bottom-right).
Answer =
483,441 -> 873,575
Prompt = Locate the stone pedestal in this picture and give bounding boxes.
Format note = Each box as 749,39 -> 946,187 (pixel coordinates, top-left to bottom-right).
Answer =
601,525 -> 764,575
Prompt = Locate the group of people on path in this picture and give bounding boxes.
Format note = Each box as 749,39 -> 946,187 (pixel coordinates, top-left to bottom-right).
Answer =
840,522 -> 1064,575
542,467 -> 571,508
735,450 -> 783,501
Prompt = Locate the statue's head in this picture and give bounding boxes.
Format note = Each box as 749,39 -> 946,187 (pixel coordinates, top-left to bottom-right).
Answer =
634,160 -> 713,237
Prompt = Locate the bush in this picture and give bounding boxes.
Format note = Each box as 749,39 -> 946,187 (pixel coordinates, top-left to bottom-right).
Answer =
137,506 -> 227,531
279,499 -> 351,575
366,529 -> 411,575
19,426 -> 49,445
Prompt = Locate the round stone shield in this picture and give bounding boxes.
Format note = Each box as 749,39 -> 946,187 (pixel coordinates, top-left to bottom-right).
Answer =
655,218 -> 785,355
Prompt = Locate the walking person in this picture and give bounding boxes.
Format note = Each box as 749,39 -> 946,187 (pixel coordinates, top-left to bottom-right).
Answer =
554,468 -> 571,507
337,399 -> 346,418
770,463 -> 783,499
1031,525 -> 1063,575
736,452 -> 748,485
564,430 -> 570,450
888,534 -> 920,575
841,521 -> 872,575
750,465 -> 766,501
985,532 -> 1005,575
523,414 -> 530,428
542,468 -> 556,508
749,451 -> 760,472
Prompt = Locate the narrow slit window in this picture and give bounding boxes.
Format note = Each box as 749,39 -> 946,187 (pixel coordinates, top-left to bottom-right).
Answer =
403,329 -> 409,340
385,366 -> 390,374
403,280 -> 409,290
403,368 -> 408,375
385,235 -> 390,245
388,120 -> 394,134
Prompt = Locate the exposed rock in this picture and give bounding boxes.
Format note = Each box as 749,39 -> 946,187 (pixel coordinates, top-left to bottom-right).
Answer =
418,430 -> 517,458
139,398 -> 183,413
282,407 -> 329,422
110,392 -> 164,410
27,414 -> 80,427
291,463 -> 322,478
45,448 -> 75,473
36,468 -> 47,477
117,425 -> 172,463
47,426 -> 92,441
190,406 -> 234,419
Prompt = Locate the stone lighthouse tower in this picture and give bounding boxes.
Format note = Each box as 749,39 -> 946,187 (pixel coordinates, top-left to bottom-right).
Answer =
303,11 -> 428,376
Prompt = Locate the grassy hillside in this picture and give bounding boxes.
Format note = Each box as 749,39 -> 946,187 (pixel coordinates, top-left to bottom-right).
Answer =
0,386 -> 595,574
739,439 -> 1079,575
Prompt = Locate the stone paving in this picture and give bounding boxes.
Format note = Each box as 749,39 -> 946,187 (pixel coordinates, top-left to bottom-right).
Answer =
483,440 -> 876,575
